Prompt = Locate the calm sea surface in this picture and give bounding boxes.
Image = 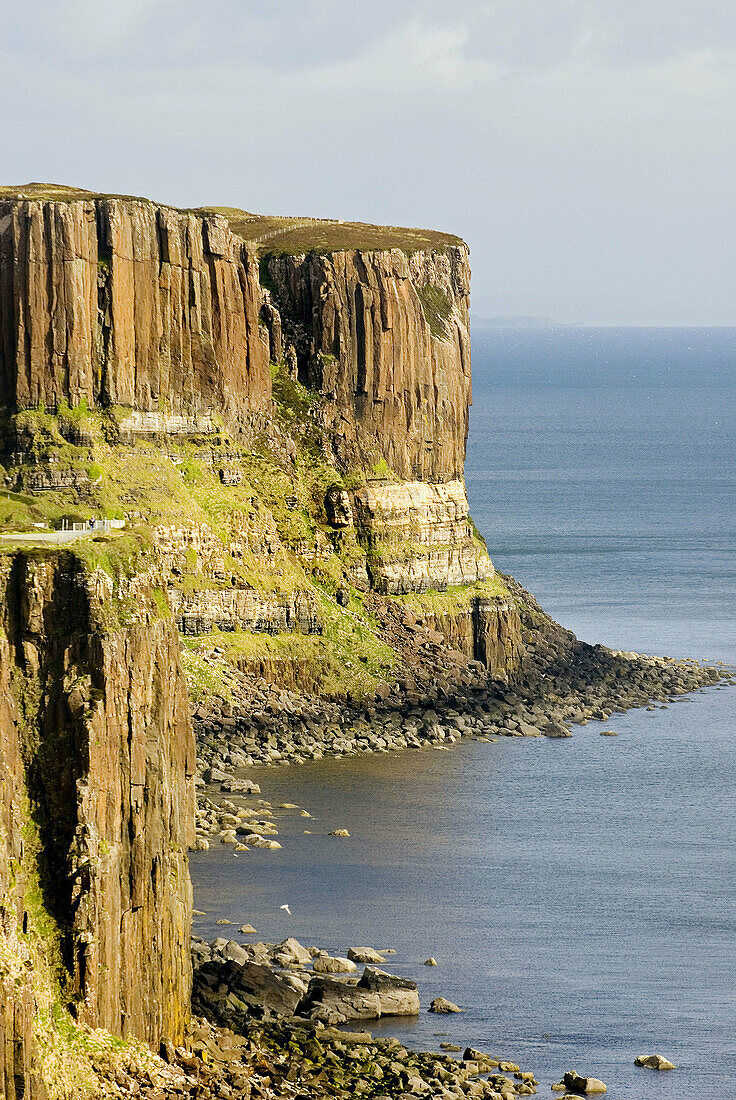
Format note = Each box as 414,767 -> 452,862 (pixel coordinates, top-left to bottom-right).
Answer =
191,328 -> 736,1099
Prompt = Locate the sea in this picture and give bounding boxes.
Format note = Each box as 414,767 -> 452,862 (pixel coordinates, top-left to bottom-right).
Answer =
191,327 -> 736,1099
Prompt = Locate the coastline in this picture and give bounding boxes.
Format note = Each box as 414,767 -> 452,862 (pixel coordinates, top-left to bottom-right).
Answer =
192,583 -> 734,842
186,641 -> 735,1097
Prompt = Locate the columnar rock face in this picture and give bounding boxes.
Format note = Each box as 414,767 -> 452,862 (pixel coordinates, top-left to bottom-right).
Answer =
0,552 -> 195,1095
265,246 -> 472,482
416,598 -> 522,673
0,196 -> 269,425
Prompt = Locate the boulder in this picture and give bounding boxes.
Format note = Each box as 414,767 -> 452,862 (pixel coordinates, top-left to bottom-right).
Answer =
544,721 -> 572,739
203,960 -> 302,1017
298,966 -> 420,1023
561,1071 -> 607,1094
312,954 -> 357,974
358,967 -> 420,1016
428,997 -> 461,1013
274,937 -> 312,966
223,941 -> 248,966
347,947 -> 386,964
298,976 -> 382,1023
242,834 -> 281,849
634,1054 -> 675,1070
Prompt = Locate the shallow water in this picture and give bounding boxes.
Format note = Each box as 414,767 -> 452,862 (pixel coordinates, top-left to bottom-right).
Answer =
191,327 -> 736,1098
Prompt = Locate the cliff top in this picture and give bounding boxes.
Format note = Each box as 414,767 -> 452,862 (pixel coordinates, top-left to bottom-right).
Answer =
208,208 -> 465,257
0,183 -> 465,257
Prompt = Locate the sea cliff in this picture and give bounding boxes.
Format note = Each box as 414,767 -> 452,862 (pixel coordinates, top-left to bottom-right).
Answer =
0,550 -> 194,1096
0,184 -> 730,1098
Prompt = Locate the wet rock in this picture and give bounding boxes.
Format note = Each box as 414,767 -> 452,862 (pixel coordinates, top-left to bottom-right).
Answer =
428,998 -> 461,1013
634,1054 -> 675,1070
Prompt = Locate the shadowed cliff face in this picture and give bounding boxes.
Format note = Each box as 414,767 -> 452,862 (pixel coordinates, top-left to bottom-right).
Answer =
0,198 -> 269,427
0,552 -> 195,1094
264,246 -> 472,483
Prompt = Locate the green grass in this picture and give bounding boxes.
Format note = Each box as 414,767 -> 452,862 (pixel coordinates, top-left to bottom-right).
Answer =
210,208 -> 464,257
0,185 -> 465,258
392,575 -> 511,616
415,285 -> 454,338
183,582 -> 396,698
0,396 -> 500,696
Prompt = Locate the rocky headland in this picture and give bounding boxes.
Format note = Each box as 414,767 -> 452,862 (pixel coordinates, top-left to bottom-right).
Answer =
0,183 -> 731,1097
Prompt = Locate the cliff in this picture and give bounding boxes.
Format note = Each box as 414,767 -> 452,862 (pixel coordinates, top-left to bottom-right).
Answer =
0,550 -> 195,1097
0,184 -> 501,698
263,245 -> 471,483
0,189 -> 269,427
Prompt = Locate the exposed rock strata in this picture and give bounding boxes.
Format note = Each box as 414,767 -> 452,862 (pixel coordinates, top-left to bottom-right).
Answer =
190,581 -> 730,791
353,479 -> 491,594
265,246 -> 471,482
0,551 -> 195,1095
0,197 -> 269,424
172,587 -> 321,637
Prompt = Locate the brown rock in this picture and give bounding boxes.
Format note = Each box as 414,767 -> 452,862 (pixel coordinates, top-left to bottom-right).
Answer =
0,196 -> 269,425
265,246 -> 471,483
0,551 -> 195,1092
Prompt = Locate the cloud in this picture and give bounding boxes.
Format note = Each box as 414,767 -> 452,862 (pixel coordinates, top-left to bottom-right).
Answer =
4,0 -> 736,321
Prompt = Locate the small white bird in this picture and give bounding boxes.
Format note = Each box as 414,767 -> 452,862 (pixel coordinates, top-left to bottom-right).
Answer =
280,904 -> 292,916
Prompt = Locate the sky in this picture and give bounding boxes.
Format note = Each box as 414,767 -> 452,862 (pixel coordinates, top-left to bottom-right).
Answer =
3,1 -> 736,325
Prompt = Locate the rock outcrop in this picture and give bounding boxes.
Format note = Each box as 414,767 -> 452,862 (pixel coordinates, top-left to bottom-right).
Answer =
0,195 -> 269,426
0,551 -> 195,1095
264,246 -> 471,482
353,478 -> 490,594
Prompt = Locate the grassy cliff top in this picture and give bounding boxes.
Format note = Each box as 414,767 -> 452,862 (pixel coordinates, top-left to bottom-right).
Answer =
205,208 -> 465,256
0,184 -> 465,256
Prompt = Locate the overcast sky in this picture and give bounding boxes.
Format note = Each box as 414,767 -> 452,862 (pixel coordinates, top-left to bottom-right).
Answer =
4,1 -> 736,324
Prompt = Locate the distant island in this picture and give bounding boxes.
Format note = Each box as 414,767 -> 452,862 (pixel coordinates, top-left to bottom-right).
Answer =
472,315 -> 584,328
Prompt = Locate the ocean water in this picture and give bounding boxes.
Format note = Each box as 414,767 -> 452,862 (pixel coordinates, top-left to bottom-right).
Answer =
191,327 -> 736,1099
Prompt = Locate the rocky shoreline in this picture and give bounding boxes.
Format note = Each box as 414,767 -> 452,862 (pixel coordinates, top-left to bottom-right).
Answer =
185,592 -> 735,1098
188,932 -> 539,1099
192,625 -> 734,847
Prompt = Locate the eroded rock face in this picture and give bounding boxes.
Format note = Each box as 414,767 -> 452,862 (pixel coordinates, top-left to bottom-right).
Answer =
172,586 -> 321,636
0,552 -> 195,1093
265,246 -> 471,482
325,484 -> 353,528
0,198 -> 269,425
353,479 -> 491,594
